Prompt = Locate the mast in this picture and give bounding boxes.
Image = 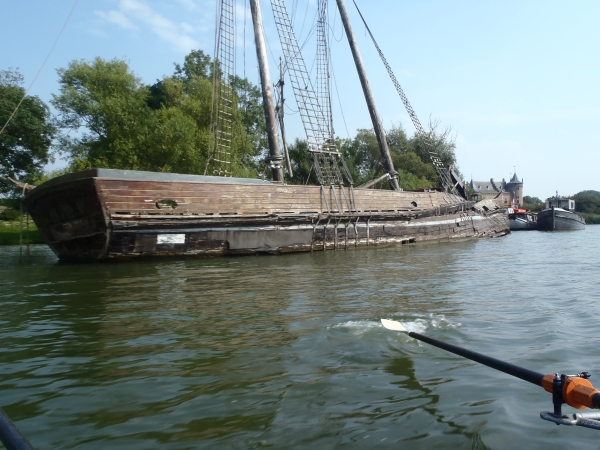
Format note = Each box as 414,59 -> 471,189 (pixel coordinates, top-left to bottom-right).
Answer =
249,0 -> 284,183
335,0 -> 400,191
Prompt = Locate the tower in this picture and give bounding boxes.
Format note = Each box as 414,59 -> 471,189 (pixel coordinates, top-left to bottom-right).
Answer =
505,172 -> 523,206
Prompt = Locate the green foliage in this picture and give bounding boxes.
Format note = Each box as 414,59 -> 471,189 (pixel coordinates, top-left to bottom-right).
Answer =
51,58 -> 152,170
286,138 -> 319,185
0,197 -> 20,209
575,190 -> 600,199
0,221 -> 43,245
0,69 -> 56,194
285,122 -> 458,191
338,129 -> 382,186
580,213 -> 600,225
48,50 -> 457,186
0,204 -> 44,245
0,207 -> 20,221
174,49 -> 212,80
522,202 -> 544,212
573,191 -> 600,217
51,53 -> 266,177
522,195 -> 544,212
523,195 -> 542,204
330,123 -> 456,190
29,167 -> 73,186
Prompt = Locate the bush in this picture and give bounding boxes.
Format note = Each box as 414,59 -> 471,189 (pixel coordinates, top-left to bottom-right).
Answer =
580,213 -> 600,225
0,207 -> 20,221
522,202 -> 544,212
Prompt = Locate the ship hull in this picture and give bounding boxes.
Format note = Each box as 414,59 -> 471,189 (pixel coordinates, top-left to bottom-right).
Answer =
537,208 -> 585,231
23,169 -> 509,261
507,213 -> 538,231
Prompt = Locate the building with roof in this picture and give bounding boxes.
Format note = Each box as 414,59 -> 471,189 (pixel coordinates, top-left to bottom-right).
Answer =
469,173 -> 523,207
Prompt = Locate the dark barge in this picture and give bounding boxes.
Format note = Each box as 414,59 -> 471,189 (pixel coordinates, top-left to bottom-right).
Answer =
537,196 -> 585,231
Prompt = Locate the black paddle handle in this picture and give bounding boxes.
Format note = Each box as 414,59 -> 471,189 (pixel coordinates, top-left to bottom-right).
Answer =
0,407 -> 35,450
409,331 -> 546,387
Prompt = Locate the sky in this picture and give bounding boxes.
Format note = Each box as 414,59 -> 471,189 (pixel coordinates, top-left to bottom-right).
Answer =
2,0 -> 599,199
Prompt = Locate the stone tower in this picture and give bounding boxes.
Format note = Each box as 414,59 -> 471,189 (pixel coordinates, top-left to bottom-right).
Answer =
505,173 -> 523,206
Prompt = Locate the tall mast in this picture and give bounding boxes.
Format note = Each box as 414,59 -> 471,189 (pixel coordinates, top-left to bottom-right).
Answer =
249,0 -> 284,183
335,0 -> 400,191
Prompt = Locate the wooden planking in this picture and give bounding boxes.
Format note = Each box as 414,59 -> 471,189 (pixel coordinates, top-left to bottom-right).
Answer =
104,209 -> 508,259
95,178 -> 460,215
96,178 -> 446,201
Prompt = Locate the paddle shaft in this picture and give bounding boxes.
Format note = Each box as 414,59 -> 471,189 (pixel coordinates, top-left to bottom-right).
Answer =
407,331 -> 545,386
0,407 -> 35,450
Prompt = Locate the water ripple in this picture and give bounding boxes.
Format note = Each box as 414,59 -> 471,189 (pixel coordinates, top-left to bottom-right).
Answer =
1,228 -> 600,448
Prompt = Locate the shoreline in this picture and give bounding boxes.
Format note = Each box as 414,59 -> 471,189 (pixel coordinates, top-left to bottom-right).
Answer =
0,220 -> 44,246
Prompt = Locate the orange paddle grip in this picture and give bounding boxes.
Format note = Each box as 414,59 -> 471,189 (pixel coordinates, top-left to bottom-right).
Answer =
542,373 -> 600,410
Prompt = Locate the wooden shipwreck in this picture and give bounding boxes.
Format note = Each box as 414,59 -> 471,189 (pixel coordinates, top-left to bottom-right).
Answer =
23,169 -> 507,261
22,0 -> 508,261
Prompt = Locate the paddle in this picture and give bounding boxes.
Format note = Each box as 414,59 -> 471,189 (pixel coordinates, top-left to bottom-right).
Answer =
381,318 -> 600,429
0,407 -> 35,450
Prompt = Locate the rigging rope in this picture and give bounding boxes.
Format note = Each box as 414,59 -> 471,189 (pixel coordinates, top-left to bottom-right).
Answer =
206,0 -> 236,177
0,0 -> 79,138
351,0 -> 463,197
270,0 -> 354,211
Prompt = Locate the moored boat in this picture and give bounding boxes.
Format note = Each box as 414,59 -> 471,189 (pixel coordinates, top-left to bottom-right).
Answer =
537,196 -> 585,231
506,207 -> 537,231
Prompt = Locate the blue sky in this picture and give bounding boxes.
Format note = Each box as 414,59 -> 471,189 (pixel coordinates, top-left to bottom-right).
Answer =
2,0 -> 599,198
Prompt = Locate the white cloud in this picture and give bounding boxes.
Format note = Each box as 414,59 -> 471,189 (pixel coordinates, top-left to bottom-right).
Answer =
177,0 -> 200,11
95,9 -> 138,31
95,0 -> 200,53
180,22 -> 194,34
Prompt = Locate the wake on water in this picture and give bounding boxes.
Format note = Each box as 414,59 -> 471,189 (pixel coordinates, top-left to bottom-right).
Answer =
329,314 -> 461,335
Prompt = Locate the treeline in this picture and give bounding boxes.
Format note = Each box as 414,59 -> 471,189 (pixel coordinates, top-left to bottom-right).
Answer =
1,49 -> 458,195
51,50 -> 265,178
573,190 -> 600,224
288,121 -> 457,190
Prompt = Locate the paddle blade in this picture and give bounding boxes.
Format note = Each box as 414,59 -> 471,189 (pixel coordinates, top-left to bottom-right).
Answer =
381,319 -> 408,333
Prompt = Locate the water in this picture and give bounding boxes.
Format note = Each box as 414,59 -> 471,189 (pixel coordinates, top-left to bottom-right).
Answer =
1,228 -> 600,449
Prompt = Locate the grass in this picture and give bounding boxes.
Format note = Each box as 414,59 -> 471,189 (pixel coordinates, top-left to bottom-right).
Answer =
0,219 -> 44,245
580,213 -> 600,225
0,198 -> 21,211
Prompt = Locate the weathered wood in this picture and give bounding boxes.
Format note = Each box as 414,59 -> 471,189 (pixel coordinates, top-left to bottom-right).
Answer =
336,0 -> 399,191
94,178 -> 458,217
23,170 -> 509,261
250,0 -> 284,182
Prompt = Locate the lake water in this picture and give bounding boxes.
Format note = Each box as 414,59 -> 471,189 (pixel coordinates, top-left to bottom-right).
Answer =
1,227 -> 600,449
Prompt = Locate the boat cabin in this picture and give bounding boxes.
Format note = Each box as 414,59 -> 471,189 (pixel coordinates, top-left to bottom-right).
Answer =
545,196 -> 575,211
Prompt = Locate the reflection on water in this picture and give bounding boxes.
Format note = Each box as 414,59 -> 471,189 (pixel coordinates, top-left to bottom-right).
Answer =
1,228 -> 600,448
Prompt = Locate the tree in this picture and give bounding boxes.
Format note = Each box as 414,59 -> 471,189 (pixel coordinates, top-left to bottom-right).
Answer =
284,121 -> 459,190
0,69 -> 55,193
573,191 -> 600,214
51,58 -> 151,171
51,53 -> 265,177
286,138 -> 319,185
333,123 -> 456,190
338,129 -> 383,186
387,124 -> 438,190
523,196 -> 542,204
174,49 -> 212,81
